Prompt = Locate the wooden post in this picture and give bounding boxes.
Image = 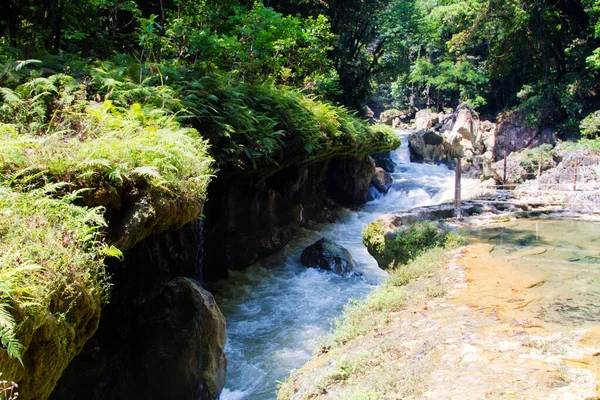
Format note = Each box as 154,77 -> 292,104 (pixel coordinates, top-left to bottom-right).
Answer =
537,152 -> 542,190
503,149 -> 507,191
573,160 -> 578,191
455,158 -> 462,218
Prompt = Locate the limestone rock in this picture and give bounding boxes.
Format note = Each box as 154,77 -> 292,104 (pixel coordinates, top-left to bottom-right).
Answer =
371,167 -> 393,194
494,111 -> 556,159
300,238 -> 360,276
408,130 -> 454,166
380,109 -> 414,128
414,109 -> 440,130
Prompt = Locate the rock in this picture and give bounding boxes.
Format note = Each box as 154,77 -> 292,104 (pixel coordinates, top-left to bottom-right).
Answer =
363,219 -> 452,269
494,111 -> 556,159
327,156 -> 376,205
408,130 -> 455,166
134,278 -> 227,400
51,219 -> 227,400
491,145 -> 558,186
300,238 -> 360,276
362,202 -> 520,270
0,279 -> 101,400
452,107 -> 476,142
371,167 -> 393,193
380,109 -> 414,128
204,155 -> 378,279
371,151 -> 396,172
414,109 -> 440,130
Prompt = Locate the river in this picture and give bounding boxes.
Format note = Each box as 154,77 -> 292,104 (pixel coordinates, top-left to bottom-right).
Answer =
212,131 -> 472,400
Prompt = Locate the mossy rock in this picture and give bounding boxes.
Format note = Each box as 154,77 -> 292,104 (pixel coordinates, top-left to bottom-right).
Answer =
363,220 -> 454,269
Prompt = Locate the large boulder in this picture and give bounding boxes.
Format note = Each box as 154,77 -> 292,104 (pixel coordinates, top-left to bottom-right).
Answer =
494,111 -> 556,159
414,109 -> 440,130
300,238 -> 360,276
408,130 -> 460,166
133,278 -> 227,400
371,167 -> 394,193
50,220 -> 227,400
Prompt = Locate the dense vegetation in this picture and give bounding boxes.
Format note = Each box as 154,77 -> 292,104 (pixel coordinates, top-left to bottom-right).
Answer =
0,0 -> 400,384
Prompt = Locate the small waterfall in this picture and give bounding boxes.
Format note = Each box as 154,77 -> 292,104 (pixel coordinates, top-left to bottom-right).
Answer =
212,131 -> 468,400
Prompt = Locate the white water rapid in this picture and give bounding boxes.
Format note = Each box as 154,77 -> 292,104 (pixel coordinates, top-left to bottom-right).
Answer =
212,131 -> 471,400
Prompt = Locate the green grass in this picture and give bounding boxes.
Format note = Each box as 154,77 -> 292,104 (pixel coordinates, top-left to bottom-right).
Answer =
323,245 -> 458,350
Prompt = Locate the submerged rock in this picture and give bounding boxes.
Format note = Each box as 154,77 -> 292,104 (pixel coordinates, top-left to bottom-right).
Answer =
300,238 -> 360,276
371,167 -> 393,193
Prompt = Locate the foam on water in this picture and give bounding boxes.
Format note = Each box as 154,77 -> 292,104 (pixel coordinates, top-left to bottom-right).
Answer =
212,131 -> 470,399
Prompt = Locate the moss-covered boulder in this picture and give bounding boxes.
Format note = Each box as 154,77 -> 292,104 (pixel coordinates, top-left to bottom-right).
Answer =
364,219 -> 453,269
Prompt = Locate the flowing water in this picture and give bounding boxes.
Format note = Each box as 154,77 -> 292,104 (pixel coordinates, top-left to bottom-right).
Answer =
211,131 -> 474,400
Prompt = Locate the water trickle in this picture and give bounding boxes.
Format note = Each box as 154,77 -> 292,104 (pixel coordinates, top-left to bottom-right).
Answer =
212,131 -> 470,400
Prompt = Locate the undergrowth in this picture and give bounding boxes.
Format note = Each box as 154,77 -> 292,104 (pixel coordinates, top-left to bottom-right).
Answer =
0,184 -> 111,363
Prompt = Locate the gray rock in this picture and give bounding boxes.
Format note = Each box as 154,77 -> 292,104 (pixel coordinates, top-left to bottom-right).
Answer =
371,151 -> 396,172
372,167 -> 393,193
300,238 -> 361,276
408,130 -> 454,166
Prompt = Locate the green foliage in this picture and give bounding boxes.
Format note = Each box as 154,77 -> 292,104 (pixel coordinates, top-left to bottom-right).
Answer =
517,144 -> 557,170
389,221 -> 457,266
580,110 -> 600,139
363,219 -> 463,269
0,184 -> 109,362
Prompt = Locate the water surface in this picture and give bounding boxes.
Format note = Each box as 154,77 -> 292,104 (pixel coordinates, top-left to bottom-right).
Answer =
461,219 -> 600,327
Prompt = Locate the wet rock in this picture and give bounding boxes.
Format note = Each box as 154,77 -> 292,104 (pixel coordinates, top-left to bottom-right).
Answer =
300,238 -> 360,276
371,167 -> 393,194
327,156 -> 376,205
371,151 -> 396,172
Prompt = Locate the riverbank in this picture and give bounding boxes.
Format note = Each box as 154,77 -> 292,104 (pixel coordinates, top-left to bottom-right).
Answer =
278,219 -> 600,399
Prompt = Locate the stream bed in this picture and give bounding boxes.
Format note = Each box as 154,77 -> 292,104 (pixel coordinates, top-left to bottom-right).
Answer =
211,131 -> 475,400
460,219 -> 600,328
